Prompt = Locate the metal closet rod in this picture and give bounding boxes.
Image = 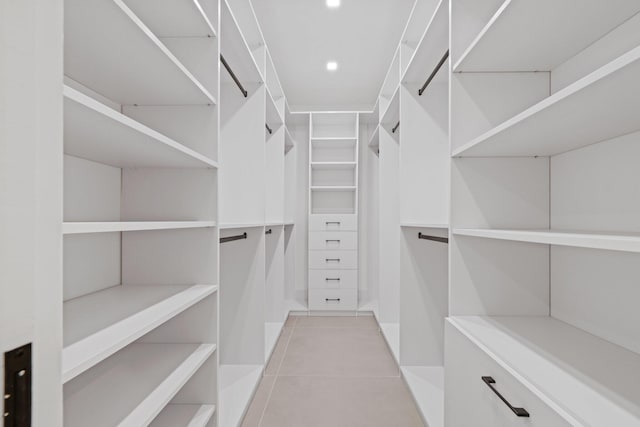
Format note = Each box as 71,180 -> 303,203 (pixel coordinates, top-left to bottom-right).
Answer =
418,50 -> 449,96
220,54 -> 248,98
392,121 -> 400,133
220,232 -> 247,244
265,228 -> 272,235
418,232 -> 448,244
265,123 -> 273,134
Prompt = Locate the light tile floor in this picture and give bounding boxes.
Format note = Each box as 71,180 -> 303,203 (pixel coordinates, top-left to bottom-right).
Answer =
241,315 -> 425,427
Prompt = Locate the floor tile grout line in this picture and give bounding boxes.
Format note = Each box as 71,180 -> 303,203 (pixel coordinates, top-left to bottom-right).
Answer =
257,317 -> 296,427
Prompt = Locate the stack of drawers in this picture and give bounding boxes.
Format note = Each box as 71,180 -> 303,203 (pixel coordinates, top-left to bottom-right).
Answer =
308,214 -> 358,310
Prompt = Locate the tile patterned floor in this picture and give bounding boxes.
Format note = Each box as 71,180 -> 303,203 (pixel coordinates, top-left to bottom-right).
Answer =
241,316 -> 425,427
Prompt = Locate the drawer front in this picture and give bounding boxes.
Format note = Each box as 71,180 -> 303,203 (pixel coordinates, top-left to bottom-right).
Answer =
445,321 -> 570,427
309,214 -> 357,231
308,250 -> 358,269
309,231 -> 357,251
309,289 -> 357,311
309,269 -> 357,289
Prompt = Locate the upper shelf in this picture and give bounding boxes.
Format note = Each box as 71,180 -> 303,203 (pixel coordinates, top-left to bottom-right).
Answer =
63,221 -> 216,235
64,343 -> 215,427
220,0 -> 262,88
123,0 -> 217,38
453,45 -> 640,157
454,0 -> 640,72
449,316 -> 640,427
64,86 -> 217,169
63,284 -> 217,383
403,0 -> 448,84
453,228 -> 640,254
65,0 -> 216,105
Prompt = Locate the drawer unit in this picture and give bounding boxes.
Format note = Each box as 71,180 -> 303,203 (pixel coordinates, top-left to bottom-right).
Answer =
309,231 -> 357,250
309,214 -> 357,231
309,289 -> 357,311
308,250 -> 358,269
309,269 -> 357,289
445,321 -> 570,427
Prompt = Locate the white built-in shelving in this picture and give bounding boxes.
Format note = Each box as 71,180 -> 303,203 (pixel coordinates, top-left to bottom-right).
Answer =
62,221 -> 216,235
150,404 -> 216,427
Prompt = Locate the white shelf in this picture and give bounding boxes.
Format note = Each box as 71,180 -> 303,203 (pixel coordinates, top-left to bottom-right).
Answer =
401,223 -> 448,229
380,322 -> 400,364
454,228 -> 640,253
151,404 -> 216,427
311,162 -> 357,170
64,86 -> 217,169
402,0 -> 448,84
266,86 -> 284,133
124,0 -> 217,38
453,45 -> 640,157
65,343 -> 216,427
265,321 -> 284,363
368,124 -> 380,154
401,366 -> 444,427
219,222 -> 265,230
454,0 -> 640,72
285,127 -> 296,153
448,316 -> 640,426
310,186 -> 357,192
63,284 -> 217,383
65,0 -> 216,105
220,0 -> 262,86
63,221 -> 216,235
380,86 -> 400,128
219,364 -> 263,427
310,137 -> 358,141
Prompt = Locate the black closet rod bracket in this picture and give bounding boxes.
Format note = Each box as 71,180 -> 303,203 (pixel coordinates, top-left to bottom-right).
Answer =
265,123 -> 273,134
418,232 -> 448,244
418,50 -> 449,96
392,121 -> 400,133
220,54 -> 248,98
220,232 -> 247,244
265,228 -> 272,235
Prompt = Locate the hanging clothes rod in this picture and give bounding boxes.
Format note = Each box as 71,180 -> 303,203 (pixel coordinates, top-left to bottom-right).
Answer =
265,123 -> 273,134
265,228 -> 272,235
220,232 -> 247,244
392,121 -> 400,133
220,54 -> 248,98
418,232 -> 448,244
418,50 -> 449,96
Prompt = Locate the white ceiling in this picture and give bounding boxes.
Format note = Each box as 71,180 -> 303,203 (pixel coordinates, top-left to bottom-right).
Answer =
252,0 -> 415,111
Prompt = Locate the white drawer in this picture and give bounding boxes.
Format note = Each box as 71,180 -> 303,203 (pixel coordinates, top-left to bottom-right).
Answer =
309,231 -> 357,251
308,250 -> 358,269
309,269 -> 357,289
309,289 -> 357,311
445,321 -> 570,427
309,214 -> 357,231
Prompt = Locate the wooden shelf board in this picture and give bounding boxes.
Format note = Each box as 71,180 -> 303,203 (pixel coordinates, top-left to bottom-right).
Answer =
453,228 -> 640,253
453,46 -> 640,157
454,0 -> 640,72
150,404 -> 216,427
64,343 -> 216,427
448,316 -> 640,426
63,284 -> 217,383
219,364 -> 263,427
64,86 -> 217,169
63,221 -> 216,235
65,0 -> 216,105
401,366 -> 444,427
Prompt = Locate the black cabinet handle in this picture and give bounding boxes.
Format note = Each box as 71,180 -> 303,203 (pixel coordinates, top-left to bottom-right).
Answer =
325,298 -> 341,302
326,221 -> 341,225
326,239 -> 341,243
482,377 -> 529,417
325,258 -> 340,262
325,278 -> 341,281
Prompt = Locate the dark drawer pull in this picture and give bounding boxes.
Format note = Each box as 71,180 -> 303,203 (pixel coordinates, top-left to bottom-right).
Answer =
326,221 -> 341,225
326,239 -> 341,243
325,298 -> 341,302
325,278 -> 341,281
482,376 -> 529,417
326,258 -> 341,262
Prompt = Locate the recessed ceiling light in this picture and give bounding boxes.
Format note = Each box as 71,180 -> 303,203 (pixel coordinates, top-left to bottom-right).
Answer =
326,0 -> 340,8
326,61 -> 338,71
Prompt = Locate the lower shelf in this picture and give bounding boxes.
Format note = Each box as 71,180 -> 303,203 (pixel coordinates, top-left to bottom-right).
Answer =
448,316 -> 640,426
379,322 -> 400,364
64,343 -> 216,427
150,404 -> 216,427
265,322 -> 284,363
401,366 -> 444,427
219,364 -> 263,427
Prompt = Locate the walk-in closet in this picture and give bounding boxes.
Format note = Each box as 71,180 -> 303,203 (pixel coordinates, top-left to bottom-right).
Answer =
3,0 -> 640,426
